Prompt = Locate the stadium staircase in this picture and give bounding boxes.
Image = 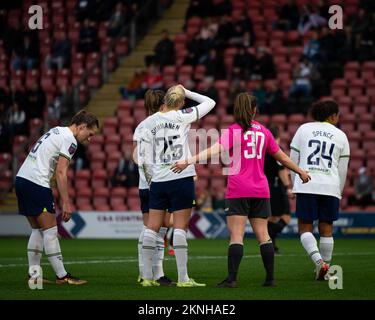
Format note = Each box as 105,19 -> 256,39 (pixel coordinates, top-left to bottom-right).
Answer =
86,0 -> 189,125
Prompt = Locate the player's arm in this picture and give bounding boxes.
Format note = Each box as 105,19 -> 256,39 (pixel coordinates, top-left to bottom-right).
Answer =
171,142 -> 224,173
338,156 -> 349,195
272,149 -> 310,183
338,137 -> 350,195
177,86 -> 216,123
55,156 -> 72,222
133,141 -> 138,165
289,148 -> 300,185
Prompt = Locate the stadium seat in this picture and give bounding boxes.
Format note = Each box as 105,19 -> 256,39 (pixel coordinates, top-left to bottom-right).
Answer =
91,169 -> 108,188
93,187 -> 110,210
106,152 -> 121,176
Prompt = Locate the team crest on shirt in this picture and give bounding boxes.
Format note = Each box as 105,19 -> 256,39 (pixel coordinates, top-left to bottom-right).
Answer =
182,107 -> 194,114
68,143 -> 77,155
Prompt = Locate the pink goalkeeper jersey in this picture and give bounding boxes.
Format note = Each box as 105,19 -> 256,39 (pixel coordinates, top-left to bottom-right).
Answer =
218,121 -> 280,199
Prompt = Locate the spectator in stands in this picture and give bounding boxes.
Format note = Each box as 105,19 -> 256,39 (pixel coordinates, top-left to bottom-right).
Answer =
107,2 -> 126,38
226,79 -> 246,114
216,15 -> 234,48
7,102 -> 26,136
232,45 -> 256,80
119,68 -> 147,100
303,31 -> 320,63
3,19 -> 23,56
154,30 -> 175,70
199,77 -> 219,114
185,34 -> 203,66
78,19 -> 99,54
25,83 -> 46,120
253,47 -> 276,80
317,0 -> 330,21
203,49 -> 225,79
200,28 -> 217,63
264,82 -> 285,114
289,57 -> 313,98
252,81 -> 267,112
349,8 -> 370,50
0,87 -> 12,108
46,32 -> 71,70
0,104 -> 11,153
274,0 -> 300,30
229,13 -> 254,46
357,12 -> 375,61
185,0 -> 210,20
111,152 -> 139,188
349,167 -> 374,208
11,84 -> 28,112
75,0 -> 100,22
318,27 -> 336,62
142,63 -> 163,90
12,34 -> 39,70
297,5 -> 326,36
213,0 -> 232,17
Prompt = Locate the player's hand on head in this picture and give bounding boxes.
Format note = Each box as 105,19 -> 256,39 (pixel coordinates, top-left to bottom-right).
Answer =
171,160 -> 189,173
299,170 -> 311,184
62,202 -> 72,222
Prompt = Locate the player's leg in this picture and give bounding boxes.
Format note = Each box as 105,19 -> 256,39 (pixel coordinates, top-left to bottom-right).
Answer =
15,177 -> 45,281
36,212 -> 86,285
217,214 -> 247,288
26,217 -> 43,270
317,195 -> 339,270
318,221 -> 334,266
152,212 -> 174,285
170,177 -> 205,287
296,193 -> 327,276
268,190 -> 291,253
250,198 -> 275,286
142,209 -> 164,285
137,212 -> 148,282
251,217 -> 275,286
138,188 -> 150,282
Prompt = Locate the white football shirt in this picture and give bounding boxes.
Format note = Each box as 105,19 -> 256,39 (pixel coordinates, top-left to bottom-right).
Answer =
142,108 -> 198,182
290,122 -> 350,199
17,127 -> 77,188
133,121 -> 149,190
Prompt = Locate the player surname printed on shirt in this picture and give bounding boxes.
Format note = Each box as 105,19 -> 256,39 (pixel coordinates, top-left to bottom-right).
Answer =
290,122 -> 350,199
142,108 -> 198,182
17,126 -> 77,189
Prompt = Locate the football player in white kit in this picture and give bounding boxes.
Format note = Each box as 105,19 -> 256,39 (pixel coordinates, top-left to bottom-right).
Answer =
141,85 -> 215,287
290,101 -> 350,280
133,89 -> 175,286
15,110 -> 99,285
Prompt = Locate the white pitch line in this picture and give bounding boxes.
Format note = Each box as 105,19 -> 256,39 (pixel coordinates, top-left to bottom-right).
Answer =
0,251 -> 374,268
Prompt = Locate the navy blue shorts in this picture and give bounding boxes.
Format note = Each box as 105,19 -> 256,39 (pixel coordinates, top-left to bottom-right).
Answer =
296,193 -> 339,222
15,176 -> 55,216
149,176 -> 195,212
139,189 -> 150,214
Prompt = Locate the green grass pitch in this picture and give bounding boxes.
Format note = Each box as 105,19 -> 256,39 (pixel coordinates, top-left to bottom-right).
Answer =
0,238 -> 374,300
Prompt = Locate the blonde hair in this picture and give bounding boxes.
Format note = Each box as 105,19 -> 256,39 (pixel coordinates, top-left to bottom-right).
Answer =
164,85 -> 185,109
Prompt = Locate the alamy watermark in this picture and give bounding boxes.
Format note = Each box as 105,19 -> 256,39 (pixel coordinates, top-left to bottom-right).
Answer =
28,5 -> 43,30
328,265 -> 343,290
328,5 -> 343,30
28,265 -> 43,290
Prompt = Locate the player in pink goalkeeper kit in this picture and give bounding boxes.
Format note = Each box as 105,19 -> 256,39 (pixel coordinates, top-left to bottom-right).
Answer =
218,121 -> 280,199
172,93 -> 310,288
